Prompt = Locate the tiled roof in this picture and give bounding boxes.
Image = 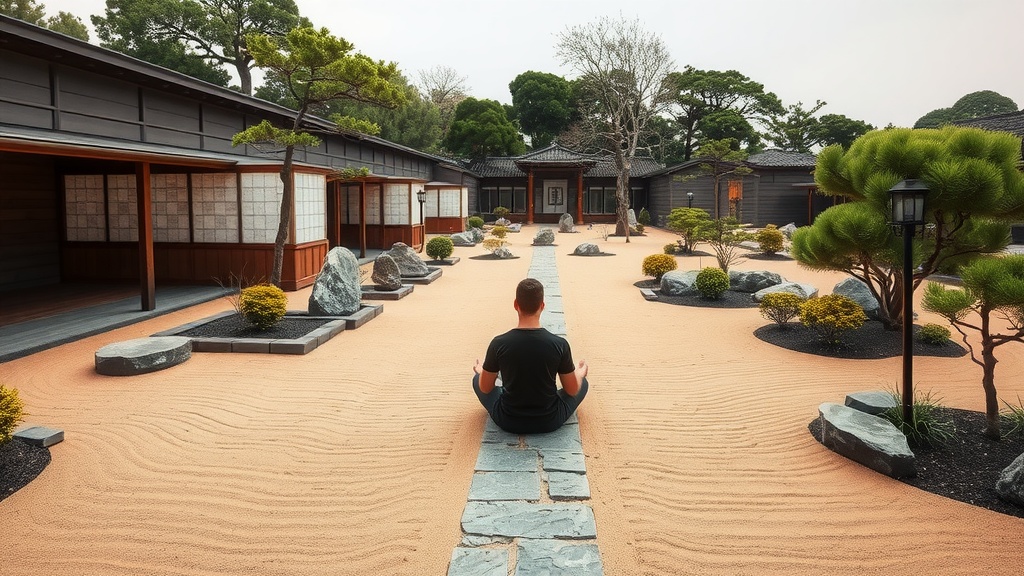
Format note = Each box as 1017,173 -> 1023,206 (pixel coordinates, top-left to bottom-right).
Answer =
517,143 -> 597,164
469,147 -> 664,179
954,110 -> 1024,138
745,149 -> 817,168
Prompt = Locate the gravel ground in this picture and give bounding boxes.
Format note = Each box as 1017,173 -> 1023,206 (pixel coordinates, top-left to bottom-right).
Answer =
754,321 -> 968,359
178,315 -> 333,339
636,280 -> 761,309
0,439 -> 50,502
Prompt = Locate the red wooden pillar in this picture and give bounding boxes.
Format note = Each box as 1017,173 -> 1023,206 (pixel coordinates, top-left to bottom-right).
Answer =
359,181 -> 367,258
576,170 -> 584,224
135,162 -> 155,311
526,170 -> 534,224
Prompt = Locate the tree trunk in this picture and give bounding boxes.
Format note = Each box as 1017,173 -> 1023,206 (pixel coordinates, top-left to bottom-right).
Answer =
614,153 -> 631,242
271,145 -> 295,287
237,62 -> 253,96
980,311 -> 1001,439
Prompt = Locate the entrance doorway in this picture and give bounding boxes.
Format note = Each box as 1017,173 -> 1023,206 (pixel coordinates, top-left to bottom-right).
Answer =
542,179 -> 567,215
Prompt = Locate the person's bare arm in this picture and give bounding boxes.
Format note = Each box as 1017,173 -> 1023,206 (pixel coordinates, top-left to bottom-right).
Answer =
557,359 -> 588,397
474,358 -> 498,393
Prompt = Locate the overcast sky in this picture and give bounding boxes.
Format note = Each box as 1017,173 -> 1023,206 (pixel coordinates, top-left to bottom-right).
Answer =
38,0 -> 1024,129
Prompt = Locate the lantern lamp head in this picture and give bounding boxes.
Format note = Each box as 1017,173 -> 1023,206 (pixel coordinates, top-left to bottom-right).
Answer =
888,179 -> 929,225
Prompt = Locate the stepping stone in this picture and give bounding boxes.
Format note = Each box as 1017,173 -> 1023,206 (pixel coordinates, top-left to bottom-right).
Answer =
475,446 -> 538,472
461,501 -> 597,539
515,540 -> 603,576
548,471 -> 591,500
818,402 -> 915,478
460,534 -> 511,547
14,426 -> 64,447
447,547 -> 507,576
524,425 -> 583,452
845,390 -> 898,416
95,336 -> 191,376
468,471 -> 540,501
639,288 -> 659,301
542,450 -> 586,473
481,419 -> 519,445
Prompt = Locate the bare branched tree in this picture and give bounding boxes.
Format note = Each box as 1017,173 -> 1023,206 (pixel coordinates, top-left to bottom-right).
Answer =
417,65 -> 469,140
556,16 -> 675,240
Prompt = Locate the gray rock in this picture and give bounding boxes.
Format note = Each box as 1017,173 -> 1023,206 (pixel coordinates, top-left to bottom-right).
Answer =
308,247 -> 362,316
494,217 -> 511,227
558,213 -> 575,233
493,247 -> 515,259
469,227 -> 485,242
451,231 -> 477,246
13,426 -> 64,447
996,452 -> 1024,507
468,471 -> 540,501
447,548 -> 507,576
729,270 -> 785,293
371,254 -> 402,291
386,242 -> 430,277
627,208 -> 638,228
660,270 -> 700,296
752,282 -> 818,302
845,390 -> 898,416
516,540 -> 603,575
508,223 -> 522,233
461,501 -> 597,539
95,336 -> 191,376
833,277 -> 880,319
573,242 -> 601,256
780,222 -> 798,238
818,402 -> 916,478
534,228 -> 555,245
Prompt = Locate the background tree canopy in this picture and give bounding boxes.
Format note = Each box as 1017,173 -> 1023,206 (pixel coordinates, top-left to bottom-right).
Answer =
1,0 -> 89,40
443,97 -> 525,158
914,90 -> 1019,128
508,71 -> 574,149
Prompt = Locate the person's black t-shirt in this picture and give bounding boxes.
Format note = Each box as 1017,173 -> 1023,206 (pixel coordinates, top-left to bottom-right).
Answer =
482,328 -> 575,420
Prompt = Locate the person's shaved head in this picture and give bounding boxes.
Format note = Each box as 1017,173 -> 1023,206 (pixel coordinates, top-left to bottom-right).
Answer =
516,278 -> 544,314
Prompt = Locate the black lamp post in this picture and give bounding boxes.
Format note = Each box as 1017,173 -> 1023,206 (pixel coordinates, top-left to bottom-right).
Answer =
687,191 -> 694,209
888,179 -> 929,423
416,190 -> 426,253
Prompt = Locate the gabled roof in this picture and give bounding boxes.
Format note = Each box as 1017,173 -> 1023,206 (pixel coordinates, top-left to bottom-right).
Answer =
745,149 -> 817,168
468,145 -> 663,179
515,143 -> 599,167
953,110 -> 1024,138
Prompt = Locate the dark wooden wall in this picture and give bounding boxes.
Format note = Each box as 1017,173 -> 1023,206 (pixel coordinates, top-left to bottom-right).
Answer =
0,152 -> 60,292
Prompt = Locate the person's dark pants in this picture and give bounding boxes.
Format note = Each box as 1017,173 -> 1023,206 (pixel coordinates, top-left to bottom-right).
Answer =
472,374 -> 589,434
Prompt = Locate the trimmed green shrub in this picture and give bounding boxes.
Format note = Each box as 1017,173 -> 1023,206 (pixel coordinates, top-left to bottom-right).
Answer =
493,206 -> 510,219
642,253 -> 677,280
695,267 -> 730,299
467,216 -> 484,230
663,243 -> 677,255
759,292 -> 805,325
426,236 -> 454,261
0,384 -> 25,445
638,207 -> 651,226
917,323 -> 951,345
880,389 -> 957,448
756,225 -> 785,255
799,294 -> 867,345
239,284 -> 288,330
491,225 -> 509,239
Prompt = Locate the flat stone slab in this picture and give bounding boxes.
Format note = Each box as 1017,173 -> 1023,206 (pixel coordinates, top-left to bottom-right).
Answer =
845,390 -> 898,416
515,540 -> 603,575
818,402 -> 916,478
547,472 -> 591,500
401,267 -> 443,285
468,471 -> 540,501
13,425 -> 64,447
482,418 -> 520,445
639,288 -> 659,301
448,547 -> 507,576
339,304 -> 382,329
542,450 -> 586,473
461,501 -> 597,539
359,284 -> 414,300
475,446 -> 539,472
95,336 -> 191,376
524,424 -> 583,452
422,257 -> 460,266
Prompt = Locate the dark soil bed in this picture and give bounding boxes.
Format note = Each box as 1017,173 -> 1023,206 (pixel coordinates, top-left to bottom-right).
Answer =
0,438 -> 51,502
755,321 -> 968,359
178,315 -> 333,339
469,254 -> 522,260
809,409 -> 1024,518
634,279 -> 759,309
745,252 -> 793,261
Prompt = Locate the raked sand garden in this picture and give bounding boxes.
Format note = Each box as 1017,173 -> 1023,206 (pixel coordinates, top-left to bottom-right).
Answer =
1,225 -> 1023,575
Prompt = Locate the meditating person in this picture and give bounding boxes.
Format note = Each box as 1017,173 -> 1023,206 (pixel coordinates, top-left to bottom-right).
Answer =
472,278 -> 589,434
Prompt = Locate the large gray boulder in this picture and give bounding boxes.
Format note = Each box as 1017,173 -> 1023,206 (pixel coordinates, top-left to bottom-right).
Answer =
996,452 -> 1024,507
558,213 -> 575,233
495,217 -> 511,227
627,208 -> 638,228
95,336 -> 191,376
573,243 -> 601,256
845,390 -> 898,416
451,231 -> 477,246
833,277 -> 880,319
752,281 -> 818,302
508,223 -> 522,233
309,247 -> 362,316
660,270 -> 700,296
386,242 -> 429,277
469,227 -> 486,242
780,222 -> 798,238
818,402 -> 916,478
371,254 -> 402,291
534,228 -> 555,245
729,270 -> 785,293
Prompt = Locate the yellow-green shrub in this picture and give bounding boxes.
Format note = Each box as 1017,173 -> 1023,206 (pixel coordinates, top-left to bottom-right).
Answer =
695,267 -> 730,299
0,384 -> 25,445
491,225 -> 509,239
759,292 -> 805,325
642,253 -> 677,280
800,294 -> 867,345
756,225 -> 785,255
467,216 -> 484,229
917,323 -> 951,345
426,236 -> 454,261
239,284 -> 288,330
493,206 -> 510,219
482,238 -> 506,253
663,243 -> 678,255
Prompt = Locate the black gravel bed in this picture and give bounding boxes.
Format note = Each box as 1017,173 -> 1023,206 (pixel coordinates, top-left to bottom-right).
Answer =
809,409 -> 1024,518
568,252 -> 616,257
746,252 -> 794,261
178,315 -> 333,339
469,254 -> 522,260
0,439 -> 51,502
755,321 -> 968,359
634,280 -> 759,309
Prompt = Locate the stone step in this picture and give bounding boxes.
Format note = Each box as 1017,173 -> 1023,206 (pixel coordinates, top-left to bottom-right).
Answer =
515,539 -> 603,575
447,547 -> 507,576
94,336 -> 191,376
461,501 -> 597,539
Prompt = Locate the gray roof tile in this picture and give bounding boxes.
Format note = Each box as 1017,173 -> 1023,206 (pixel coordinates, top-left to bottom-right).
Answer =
745,149 -> 817,168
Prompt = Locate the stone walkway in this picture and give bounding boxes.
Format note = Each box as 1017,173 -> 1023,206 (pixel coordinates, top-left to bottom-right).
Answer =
448,243 -> 603,575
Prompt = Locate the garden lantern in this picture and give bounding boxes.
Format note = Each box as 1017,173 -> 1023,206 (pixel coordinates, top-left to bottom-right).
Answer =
888,179 -> 929,423
417,190 -> 426,252
687,191 -> 694,208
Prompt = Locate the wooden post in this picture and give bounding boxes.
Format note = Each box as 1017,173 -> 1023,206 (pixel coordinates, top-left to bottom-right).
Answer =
527,170 -> 534,224
135,162 -> 155,311
359,181 -> 367,258
576,170 -> 584,224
